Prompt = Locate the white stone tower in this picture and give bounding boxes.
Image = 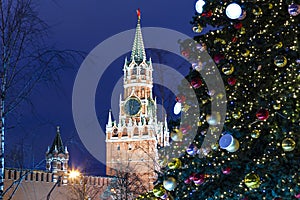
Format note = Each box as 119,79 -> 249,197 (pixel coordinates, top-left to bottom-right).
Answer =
105,10 -> 169,190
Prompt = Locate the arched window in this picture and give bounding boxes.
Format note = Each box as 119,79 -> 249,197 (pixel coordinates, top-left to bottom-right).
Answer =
112,128 -> 118,137
143,127 -> 148,136
133,128 -> 139,137
131,68 -> 137,79
122,128 -> 128,137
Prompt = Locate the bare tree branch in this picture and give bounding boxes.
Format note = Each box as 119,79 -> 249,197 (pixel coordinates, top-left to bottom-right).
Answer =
0,1 -> 84,198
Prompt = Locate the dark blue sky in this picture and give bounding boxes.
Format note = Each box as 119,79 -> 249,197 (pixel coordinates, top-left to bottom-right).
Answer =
7,0 -> 198,175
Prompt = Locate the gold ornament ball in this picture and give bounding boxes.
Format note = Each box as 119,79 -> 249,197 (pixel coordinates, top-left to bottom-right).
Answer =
158,157 -> 168,167
274,55 -> 287,67
222,64 -> 235,75
240,27 -> 246,34
211,143 -> 219,150
193,25 -> 203,33
251,130 -> 261,139
168,158 -> 182,169
273,104 -> 281,110
206,112 -> 221,125
232,111 -> 242,119
197,121 -> 202,126
170,129 -> 183,141
269,3 -> 273,9
273,42 -> 283,49
216,93 -> 224,99
244,173 -> 261,189
182,104 -> 190,112
242,49 -> 250,57
214,38 -> 226,44
153,184 -> 166,197
282,138 -> 296,152
252,6 -> 263,15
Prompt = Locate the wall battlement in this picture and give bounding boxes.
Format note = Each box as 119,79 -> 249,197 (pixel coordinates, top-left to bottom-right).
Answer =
4,168 -> 110,187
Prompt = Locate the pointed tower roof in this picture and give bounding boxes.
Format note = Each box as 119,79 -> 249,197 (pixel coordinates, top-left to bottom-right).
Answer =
49,126 -> 65,154
130,9 -> 146,63
107,109 -> 113,127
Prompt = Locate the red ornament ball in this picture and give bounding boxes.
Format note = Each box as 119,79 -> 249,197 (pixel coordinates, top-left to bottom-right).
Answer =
202,10 -> 212,17
295,193 -> 300,198
222,167 -> 231,175
191,77 -> 202,89
234,22 -> 243,29
180,124 -> 192,134
181,50 -> 190,58
184,178 -> 192,184
232,37 -> 238,43
213,54 -> 225,64
188,173 -> 196,181
175,95 -> 186,103
256,108 -> 269,120
227,77 -> 237,86
193,173 -> 205,185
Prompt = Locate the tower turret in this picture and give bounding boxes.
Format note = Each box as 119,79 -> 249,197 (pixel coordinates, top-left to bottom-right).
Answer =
46,126 -> 69,183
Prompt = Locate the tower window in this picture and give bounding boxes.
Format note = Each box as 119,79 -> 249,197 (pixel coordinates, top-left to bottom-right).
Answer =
128,144 -> 132,150
112,128 -> 118,137
117,145 -> 120,151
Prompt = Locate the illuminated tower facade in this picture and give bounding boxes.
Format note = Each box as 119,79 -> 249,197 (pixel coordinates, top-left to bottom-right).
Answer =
105,10 -> 169,190
46,126 -> 69,183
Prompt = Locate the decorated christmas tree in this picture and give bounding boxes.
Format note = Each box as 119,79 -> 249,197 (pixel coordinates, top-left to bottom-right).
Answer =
138,0 -> 299,199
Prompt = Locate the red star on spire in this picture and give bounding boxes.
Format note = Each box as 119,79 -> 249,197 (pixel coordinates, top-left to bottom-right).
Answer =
137,8 -> 141,19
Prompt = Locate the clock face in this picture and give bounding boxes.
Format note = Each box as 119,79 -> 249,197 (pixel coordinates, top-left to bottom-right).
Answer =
124,98 -> 141,116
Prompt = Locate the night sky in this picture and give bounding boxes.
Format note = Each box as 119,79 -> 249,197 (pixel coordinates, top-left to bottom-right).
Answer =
6,0 -> 199,176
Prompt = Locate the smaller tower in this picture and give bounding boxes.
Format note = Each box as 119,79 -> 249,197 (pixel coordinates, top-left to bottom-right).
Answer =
46,126 -> 69,183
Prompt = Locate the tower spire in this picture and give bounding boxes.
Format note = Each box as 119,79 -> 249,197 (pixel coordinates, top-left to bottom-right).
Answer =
130,8 -> 146,63
108,109 -> 113,127
49,126 -> 65,154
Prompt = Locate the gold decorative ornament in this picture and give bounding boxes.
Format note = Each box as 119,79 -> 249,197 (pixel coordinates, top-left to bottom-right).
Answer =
193,24 -> 203,33
168,158 -> 182,169
251,130 -> 261,139
153,184 -> 166,197
282,138 -> 296,152
222,64 -> 235,75
244,173 -> 261,189
274,55 -> 287,67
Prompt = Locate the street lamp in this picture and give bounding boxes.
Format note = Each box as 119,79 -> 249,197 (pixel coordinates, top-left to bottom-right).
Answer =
46,170 -> 81,200
69,170 -> 80,179
68,170 -> 92,200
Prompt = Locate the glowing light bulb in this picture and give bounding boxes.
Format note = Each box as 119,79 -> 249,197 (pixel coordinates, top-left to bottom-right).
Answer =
174,102 -> 182,115
195,0 -> 206,14
226,3 -> 242,19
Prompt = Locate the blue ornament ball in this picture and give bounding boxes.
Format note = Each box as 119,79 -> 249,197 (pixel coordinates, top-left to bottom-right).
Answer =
288,4 -> 300,16
186,144 -> 198,155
